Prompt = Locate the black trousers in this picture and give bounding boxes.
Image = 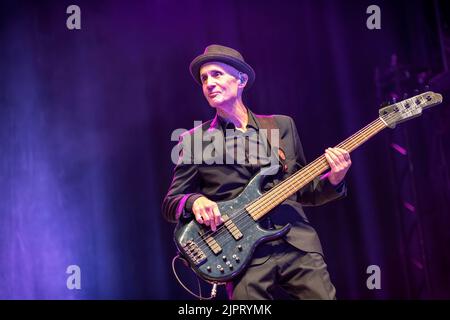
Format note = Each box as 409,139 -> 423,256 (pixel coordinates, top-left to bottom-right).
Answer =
226,239 -> 336,300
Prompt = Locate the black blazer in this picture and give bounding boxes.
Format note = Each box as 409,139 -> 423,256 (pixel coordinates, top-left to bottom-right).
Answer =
162,110 -> 346,257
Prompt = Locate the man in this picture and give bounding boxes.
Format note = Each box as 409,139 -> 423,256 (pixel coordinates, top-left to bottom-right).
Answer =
162,44 -> 351,299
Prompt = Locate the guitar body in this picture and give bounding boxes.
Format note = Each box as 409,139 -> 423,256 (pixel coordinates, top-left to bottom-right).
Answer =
174,167 -> 291,282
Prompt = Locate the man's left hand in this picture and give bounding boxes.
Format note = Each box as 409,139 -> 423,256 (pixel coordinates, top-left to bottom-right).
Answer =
324,147 -> 352,186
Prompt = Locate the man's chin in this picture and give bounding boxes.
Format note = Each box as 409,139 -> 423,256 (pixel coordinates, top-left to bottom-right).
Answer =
208,99 -> 224,108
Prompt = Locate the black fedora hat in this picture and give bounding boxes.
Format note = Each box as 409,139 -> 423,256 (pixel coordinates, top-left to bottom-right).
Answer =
189,44 -> 255,89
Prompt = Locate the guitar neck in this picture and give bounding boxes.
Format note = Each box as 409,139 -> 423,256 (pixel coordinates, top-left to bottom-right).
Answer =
246,117 -> 388,220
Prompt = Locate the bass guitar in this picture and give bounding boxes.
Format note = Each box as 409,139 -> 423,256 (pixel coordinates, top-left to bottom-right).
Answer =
173,91 -> 443,283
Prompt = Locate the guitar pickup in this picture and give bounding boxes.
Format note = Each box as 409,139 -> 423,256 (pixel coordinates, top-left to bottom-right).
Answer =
222,214 -> 243,240
198,230 -> 222,255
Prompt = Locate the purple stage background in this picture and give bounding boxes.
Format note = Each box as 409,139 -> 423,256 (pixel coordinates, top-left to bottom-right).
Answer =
1,0 -> 449,299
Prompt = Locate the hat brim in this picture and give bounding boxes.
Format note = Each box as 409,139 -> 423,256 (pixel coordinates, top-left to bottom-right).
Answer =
189,54 -> 255,89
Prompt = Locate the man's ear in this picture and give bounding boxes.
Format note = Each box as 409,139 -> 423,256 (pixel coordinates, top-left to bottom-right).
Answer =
238,72 -> 248,86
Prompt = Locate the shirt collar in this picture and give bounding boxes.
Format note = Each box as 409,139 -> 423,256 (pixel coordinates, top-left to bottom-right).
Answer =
212,108 -> 259,131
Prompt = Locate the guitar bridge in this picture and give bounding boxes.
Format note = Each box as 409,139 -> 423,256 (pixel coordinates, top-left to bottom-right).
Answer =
182,240 -> 206,266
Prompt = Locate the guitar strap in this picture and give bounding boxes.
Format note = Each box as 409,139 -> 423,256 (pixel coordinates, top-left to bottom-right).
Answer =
256,116 -> 289,173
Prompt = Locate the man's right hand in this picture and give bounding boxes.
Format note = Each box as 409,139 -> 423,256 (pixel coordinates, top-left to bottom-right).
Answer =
192,196 -> 223,231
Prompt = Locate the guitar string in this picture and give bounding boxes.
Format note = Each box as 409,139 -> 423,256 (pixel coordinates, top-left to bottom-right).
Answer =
184,95 -> 430,254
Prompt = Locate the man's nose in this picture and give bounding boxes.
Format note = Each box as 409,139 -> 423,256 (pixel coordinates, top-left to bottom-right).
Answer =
205,76 -> 216,89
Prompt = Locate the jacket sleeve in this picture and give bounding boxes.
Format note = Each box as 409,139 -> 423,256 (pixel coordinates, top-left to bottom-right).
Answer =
289,117 -> 347,207
161,136 -> 203,223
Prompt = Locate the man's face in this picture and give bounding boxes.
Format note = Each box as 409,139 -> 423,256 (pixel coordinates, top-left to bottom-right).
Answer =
199,62 -> 243,108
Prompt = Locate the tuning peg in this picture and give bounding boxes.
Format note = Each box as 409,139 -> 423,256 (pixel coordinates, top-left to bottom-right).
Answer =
424,85 -> 430,91
414,89 -> 419,94
403,93 -> 408,99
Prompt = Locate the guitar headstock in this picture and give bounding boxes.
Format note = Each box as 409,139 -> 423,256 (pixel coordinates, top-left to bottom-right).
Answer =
379,91 -> 443,128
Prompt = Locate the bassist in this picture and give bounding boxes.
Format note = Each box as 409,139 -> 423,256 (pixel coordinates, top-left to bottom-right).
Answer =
162,44 -> 352,299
